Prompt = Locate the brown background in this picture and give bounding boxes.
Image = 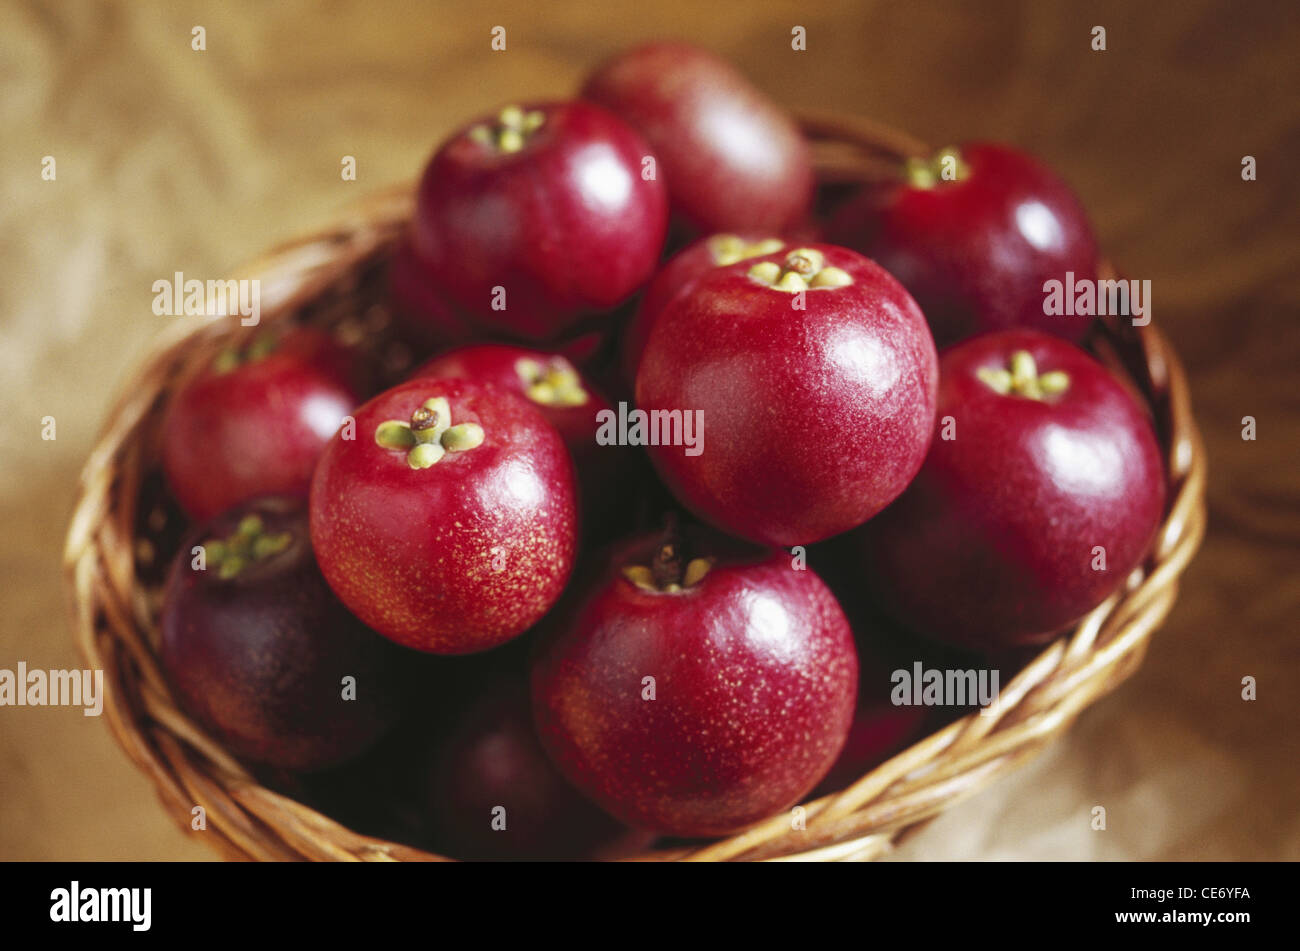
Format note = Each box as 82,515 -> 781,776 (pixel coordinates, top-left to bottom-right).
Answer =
1,0 -> 1297,860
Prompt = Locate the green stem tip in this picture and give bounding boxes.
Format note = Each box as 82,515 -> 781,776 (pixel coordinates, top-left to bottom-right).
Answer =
747,248 -> 852,293
976,350 -> 1070,400
201,514 -> 292,580
468,104 -> 546,154
904,145 -> 969,188
621,521 -> 715,594
375,397 -> 486,469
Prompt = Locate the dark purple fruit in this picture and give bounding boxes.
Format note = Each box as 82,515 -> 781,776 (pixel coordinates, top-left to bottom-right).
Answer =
422,676 -> 650,861
160,495 -> 413,771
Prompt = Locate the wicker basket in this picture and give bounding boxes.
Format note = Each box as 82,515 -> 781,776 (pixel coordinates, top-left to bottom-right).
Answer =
63,114 -> 1207,862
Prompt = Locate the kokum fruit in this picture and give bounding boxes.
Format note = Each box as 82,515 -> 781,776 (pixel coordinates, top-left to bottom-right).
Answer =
162,327 -> 361,521
309,378 -> 578,654
159,496 -> 412,771
582,42 -> 815,235
851,331 -> 1166,649
531,525 -> 858,838
411,101 -> 669,342
636,244 -> 939,546
827,143 -> 1100,348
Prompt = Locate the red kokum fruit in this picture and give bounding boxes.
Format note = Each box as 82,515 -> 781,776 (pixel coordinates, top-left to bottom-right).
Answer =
309,378 -> 578,654
852,331 -> 1166,649
620,232 -> 787,388
159,496 -> 413,772
827,142 -> 1101,348
411,101 -> 669,342
408,343 -> 631,535
423,676 -> 649,861
531,524 -> 858,838
582,42 -> 815,235
161,327 -> 361,521
636,243 -> 939,547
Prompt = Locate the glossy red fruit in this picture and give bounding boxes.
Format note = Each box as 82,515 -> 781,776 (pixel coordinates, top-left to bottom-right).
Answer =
424,677 -> 648,860
582,42 -> 814,235
159,496 -> 412,771
620,232 -> 787,388
309,378 -> 578,654
411,101 -> 668,342
532,527 -> 858,837
827,143 -> 1100,348
161,327 -> 360,521
636,243 -> 938,547
853,330 -> 1166,649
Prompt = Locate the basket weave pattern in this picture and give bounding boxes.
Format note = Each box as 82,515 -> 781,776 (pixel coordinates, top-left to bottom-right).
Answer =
63,116 -> 1207,862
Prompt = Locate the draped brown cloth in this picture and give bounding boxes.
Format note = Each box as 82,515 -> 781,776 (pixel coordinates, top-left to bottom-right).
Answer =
1,0 -> 1296,860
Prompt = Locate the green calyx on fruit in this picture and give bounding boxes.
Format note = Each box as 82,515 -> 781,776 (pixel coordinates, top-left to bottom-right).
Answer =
515,356 -> 589,407
747,248 -> 852,293
709,234 -> 785,267
375,397 -> 485,469
976,350 -> 1070,401
904,145 -> 969,188
621,533 -> 715,594
212,332 -> 279,374
202,514 -> 293,580
467,105 -> 546,154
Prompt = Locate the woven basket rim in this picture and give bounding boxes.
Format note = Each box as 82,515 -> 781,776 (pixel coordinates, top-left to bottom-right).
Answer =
62,113 -> 1207,862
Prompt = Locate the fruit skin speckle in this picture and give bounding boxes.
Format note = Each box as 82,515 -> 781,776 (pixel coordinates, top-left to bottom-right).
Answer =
531,528 -> 858,838
309,378 -> 578,654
